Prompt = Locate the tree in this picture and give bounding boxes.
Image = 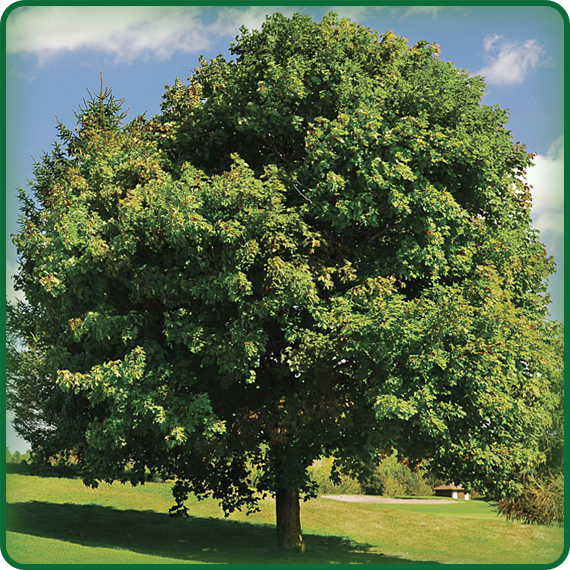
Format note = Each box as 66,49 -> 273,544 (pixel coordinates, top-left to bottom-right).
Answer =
7,300 -> 51,446
9,13 -> 563,551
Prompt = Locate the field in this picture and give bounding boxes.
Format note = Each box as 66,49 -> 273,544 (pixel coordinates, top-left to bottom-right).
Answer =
4,472 -> 566,565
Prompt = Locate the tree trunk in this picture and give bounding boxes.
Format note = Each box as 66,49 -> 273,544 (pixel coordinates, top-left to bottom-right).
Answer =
276,486 -> 305,552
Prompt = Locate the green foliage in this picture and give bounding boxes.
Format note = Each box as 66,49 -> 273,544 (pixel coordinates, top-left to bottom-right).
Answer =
308,454 -> 436,497
361,454 -> 436,497
498,472 -> 564,526
307,457 -> 363,494
5,447 -> 31,465
6,301 -> 48,445
8,11 -> 563,528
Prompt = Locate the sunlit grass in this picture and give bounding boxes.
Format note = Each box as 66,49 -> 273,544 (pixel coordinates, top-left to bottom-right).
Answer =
5,473 -> 565,565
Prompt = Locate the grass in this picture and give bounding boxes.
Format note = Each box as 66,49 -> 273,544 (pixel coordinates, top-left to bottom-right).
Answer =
4,472 -> 566,565
382,499 -> 503,520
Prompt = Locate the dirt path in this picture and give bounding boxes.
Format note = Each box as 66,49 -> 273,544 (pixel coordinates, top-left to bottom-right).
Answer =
321,495 -> 460,505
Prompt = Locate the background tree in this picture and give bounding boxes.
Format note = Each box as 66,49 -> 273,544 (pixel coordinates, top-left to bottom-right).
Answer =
9,13 -> 562,551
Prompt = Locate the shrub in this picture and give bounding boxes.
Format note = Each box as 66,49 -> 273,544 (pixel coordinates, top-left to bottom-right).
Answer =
308,454 -> 436,497
361,454 -> 435,497
498,472 -> 564,526
308,458 -> 363,494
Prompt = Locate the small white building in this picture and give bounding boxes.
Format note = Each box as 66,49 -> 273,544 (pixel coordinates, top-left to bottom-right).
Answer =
434,484 -> 470,500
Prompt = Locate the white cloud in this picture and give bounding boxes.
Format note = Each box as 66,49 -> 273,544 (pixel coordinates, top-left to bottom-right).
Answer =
476,34 -> 545,86
210,6 -> 378,37
6,260 -> 25,304
333,6 -> 376,21
526,136 -> 564,238
6,6 -> 304,65
6,6 -> 393,66
6,6 -> 212,64
210,6 -> 298,36
5,6 -> 394,65
400,6 -> 446,19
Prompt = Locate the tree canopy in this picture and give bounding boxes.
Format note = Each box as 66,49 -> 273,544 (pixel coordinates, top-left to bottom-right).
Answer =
8,13 -> 563,550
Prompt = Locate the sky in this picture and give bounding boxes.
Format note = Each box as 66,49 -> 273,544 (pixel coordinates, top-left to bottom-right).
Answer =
4,4 -> 565,453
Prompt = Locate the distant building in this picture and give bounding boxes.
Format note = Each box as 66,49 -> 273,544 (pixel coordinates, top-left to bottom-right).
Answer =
434,484 -> 470,500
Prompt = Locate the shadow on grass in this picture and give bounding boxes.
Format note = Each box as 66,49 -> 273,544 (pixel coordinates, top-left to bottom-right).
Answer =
7,501 -> 439,564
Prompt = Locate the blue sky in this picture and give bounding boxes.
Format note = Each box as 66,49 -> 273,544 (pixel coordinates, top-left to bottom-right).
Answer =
4,4 -> 565,452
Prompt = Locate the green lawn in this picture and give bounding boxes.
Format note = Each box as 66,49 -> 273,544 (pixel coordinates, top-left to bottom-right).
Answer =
4,472 -> 566,565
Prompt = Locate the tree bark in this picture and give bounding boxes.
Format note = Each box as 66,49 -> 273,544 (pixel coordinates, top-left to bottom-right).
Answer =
276,486 -> 305,552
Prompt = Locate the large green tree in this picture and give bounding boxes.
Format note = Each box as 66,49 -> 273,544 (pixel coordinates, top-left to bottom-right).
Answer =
9,13 -> 562,551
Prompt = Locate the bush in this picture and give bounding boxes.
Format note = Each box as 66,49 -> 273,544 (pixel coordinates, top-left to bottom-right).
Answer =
361,454 -> 435,497
498,472 -> 564,526
308,458 -> 363,494
308,454 -> 436,497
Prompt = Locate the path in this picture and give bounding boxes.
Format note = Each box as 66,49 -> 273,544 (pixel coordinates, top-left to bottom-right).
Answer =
321,495 -> 460,505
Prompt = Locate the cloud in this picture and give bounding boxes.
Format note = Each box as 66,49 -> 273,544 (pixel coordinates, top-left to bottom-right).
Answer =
209,6 -> 299,36
400,6 -> 446,19
525,136 -> 564,239
332,6 -> 377,21
6,6 -> 392,66
6,6 -> 213,64
476,34 -> 545,86
210,6 -> 378,37
6,6 -> 301,65
5,6 -> 395,66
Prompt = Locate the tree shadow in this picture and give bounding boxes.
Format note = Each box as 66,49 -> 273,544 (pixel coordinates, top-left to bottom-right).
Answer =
6,501 -> 440,564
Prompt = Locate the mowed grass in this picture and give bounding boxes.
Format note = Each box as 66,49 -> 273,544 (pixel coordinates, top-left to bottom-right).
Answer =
4,473 -> 565,565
